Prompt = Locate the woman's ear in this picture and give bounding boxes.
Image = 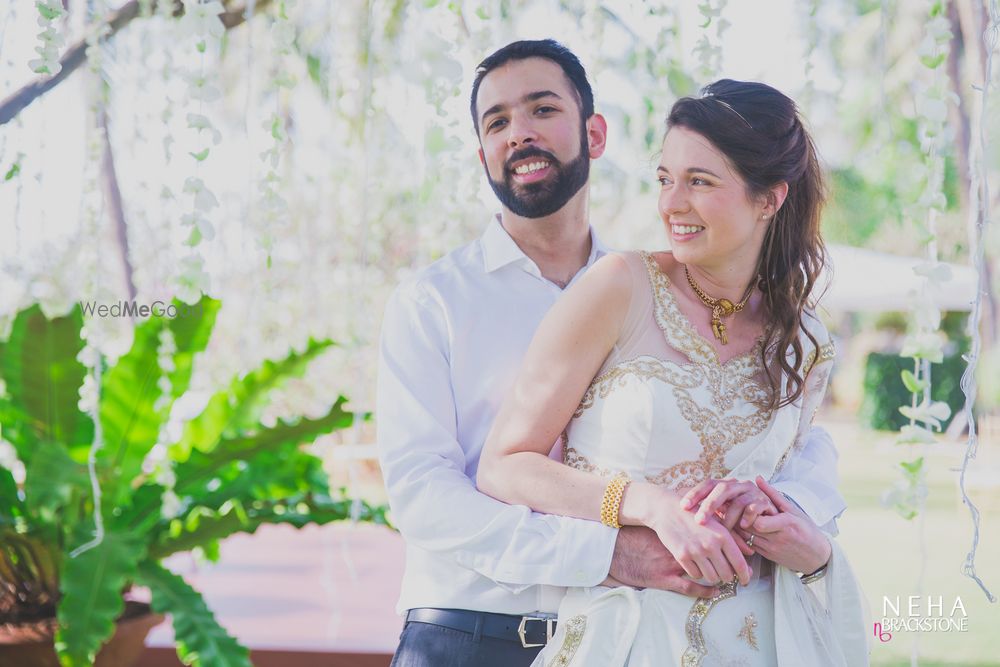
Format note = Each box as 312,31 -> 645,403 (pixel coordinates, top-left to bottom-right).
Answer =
763,182 -> 790,218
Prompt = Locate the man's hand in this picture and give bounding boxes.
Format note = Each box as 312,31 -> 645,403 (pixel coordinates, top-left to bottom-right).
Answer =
733,477 -> 832,575
681,478 -> 777,534
607,525 -> 720,597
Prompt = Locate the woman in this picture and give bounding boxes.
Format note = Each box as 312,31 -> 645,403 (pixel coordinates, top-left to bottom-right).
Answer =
476,80 -> 869,666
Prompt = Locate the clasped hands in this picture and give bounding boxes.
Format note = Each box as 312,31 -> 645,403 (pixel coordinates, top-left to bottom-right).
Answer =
609,476 -> 831,596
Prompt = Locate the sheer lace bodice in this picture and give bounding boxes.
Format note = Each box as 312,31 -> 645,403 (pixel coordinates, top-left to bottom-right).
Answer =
530,251 -> 865,667
563,251 -> 833,494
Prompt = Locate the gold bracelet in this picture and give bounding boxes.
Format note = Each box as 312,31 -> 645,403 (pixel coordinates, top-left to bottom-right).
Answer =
600,473 -> 631,529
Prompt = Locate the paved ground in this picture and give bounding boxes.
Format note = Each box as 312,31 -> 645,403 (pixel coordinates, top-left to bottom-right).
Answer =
139,412 -> 1000,665
143,522 -> 404,664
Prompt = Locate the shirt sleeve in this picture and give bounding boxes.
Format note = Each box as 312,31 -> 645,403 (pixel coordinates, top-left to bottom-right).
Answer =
770,424 -> 846,536
376,281 -> 618,592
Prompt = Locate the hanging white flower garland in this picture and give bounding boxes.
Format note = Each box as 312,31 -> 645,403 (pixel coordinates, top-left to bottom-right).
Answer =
693,0 -> 728,81
158,0 -> 179,163
800,0 -> 820,106
174,0 -> 226,304
72,0 -> 116,559
144,326 -> 182,522
29,0 -> 65,76
256,0 -> 297,258
882,0 -> 954,521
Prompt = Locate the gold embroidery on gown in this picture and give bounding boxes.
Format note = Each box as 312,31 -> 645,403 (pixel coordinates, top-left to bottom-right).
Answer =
681,579 -> 738,667
547,615 -> 587,667
738,614 -> 760,650
550,251 -> 837,666
567,252 -> 775,491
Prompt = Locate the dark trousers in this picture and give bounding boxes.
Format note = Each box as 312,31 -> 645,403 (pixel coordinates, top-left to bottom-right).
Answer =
390,619 -> 544,667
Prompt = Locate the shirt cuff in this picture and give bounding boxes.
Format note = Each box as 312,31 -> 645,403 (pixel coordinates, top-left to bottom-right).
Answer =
490,516 -> 618,594
771,480 -> 845,536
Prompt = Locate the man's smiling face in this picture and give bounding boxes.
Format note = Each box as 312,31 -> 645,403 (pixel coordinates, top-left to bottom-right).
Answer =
475,57 -> 590,219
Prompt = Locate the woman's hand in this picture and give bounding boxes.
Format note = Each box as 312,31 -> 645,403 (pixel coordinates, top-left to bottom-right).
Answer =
734,476 -> 832,575
624,483 -> 752,586
680,478 -> 778,533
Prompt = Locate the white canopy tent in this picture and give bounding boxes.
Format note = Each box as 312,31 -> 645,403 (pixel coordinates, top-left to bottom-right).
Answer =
821,244 -> 978,313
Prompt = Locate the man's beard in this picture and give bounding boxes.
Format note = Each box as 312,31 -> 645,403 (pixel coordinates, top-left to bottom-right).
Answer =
486,132 -> 590,219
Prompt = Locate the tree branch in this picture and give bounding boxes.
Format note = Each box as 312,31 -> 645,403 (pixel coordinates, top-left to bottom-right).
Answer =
0,0 -> 271,126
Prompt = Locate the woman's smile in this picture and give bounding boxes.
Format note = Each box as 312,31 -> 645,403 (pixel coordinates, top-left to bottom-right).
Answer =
670,223 -> 706,240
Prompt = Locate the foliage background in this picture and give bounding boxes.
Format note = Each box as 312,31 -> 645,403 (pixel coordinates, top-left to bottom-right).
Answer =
1,0 -> 999,664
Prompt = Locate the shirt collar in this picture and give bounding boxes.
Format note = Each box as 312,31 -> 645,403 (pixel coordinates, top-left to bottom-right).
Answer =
481,214 -> 609,274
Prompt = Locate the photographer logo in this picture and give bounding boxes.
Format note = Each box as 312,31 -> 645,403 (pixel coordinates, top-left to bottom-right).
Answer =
875,595 -> 968,642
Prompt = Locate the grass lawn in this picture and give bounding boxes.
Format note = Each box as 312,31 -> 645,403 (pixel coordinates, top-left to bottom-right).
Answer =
822,412 -> 1000,666
344,411 -> 1000,664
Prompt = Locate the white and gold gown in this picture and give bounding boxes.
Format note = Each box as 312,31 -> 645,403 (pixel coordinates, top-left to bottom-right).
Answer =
531,251 -> 869,667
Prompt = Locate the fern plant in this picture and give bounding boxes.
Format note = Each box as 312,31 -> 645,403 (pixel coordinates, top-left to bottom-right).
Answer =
0,297 -> 388,667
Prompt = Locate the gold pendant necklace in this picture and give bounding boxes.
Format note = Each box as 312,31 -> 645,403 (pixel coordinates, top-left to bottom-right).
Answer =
684,266 -> 755,345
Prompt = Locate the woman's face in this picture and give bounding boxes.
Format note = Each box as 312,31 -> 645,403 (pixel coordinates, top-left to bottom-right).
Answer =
657,126 -> 770,271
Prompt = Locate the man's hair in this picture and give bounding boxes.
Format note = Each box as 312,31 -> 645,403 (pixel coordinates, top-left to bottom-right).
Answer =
470,39 -> 594,135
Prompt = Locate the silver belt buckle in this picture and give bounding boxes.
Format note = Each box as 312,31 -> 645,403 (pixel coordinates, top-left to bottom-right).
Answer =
517,616 -> 554,648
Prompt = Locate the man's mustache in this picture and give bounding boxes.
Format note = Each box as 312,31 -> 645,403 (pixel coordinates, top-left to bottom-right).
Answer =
504,148 -> 559,174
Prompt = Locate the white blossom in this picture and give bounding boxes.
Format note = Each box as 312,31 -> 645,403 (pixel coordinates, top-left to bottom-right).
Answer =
160,489 -> 183,520
175,253 -> 210,304
925,15 -> 951,41
184,71 -> 222,102
178,0 -> 226,40
899,398 -> 952,430
183,177 -> 220,212
187,113 -> 222,145
901,331 -> 945,363
913,261 -> 952,284
0,440 -> 25,485
916,95 -> 948,124
917,33 -> 939,60
271,20 -> 296,53
917,190 -> 948,212
154,464 -> 177,489
76,343 -> 101,369
78,371 -> 99,414
0,440 -> 20,471
29,1 -> 65,76
181,211 -> 216,241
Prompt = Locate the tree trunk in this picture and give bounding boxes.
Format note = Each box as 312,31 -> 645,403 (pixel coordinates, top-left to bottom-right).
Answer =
949,0 -> 998,343
99,110 -> 137,303
947,0 -> 971,213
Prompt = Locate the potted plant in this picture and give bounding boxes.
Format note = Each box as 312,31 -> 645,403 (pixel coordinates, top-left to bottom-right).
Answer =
0,297 -> 388,667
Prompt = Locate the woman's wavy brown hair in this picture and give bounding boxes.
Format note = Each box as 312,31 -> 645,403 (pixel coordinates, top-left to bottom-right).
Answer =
665,79 -> 827,408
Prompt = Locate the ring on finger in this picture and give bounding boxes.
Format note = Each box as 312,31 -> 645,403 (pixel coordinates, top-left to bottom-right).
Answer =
747,533 -> 756,548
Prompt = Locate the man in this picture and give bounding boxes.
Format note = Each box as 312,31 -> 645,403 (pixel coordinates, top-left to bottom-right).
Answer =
377,39 -> 844,666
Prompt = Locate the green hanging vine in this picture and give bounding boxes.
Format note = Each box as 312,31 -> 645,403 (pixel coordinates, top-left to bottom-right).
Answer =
882,0 -> 954,521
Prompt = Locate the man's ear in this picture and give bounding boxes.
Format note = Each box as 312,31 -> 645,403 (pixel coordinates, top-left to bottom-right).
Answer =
478,147 -> 485,166
586,113 -> 608,159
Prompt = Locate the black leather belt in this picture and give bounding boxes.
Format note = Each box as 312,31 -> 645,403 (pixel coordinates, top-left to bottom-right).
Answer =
405,607 -> 557,648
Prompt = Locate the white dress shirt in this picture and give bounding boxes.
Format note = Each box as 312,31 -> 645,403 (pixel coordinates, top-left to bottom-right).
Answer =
376,216 -> 846,616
